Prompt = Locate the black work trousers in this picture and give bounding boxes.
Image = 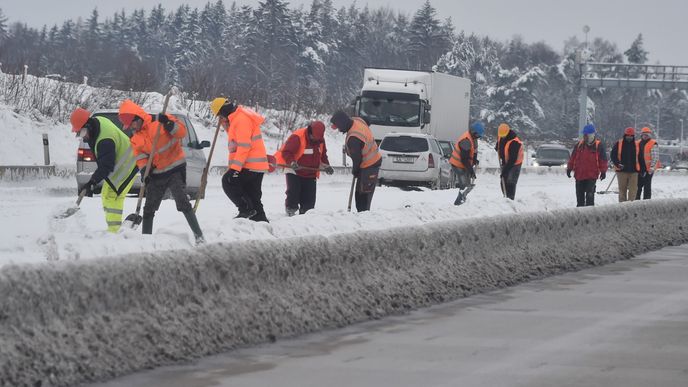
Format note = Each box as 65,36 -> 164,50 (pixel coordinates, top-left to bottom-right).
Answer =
143,167 -> 192,219
222,170 -> 266,218
575,179 -> 596,207
501,165 -> 521,200
354,166 -> 379,212
636,172 -> 653,200
285,173 -> 317,214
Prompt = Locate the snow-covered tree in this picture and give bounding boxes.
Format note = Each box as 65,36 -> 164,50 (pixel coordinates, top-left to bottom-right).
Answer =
625,33 -> 648,64
408,0 -> 452,71
483,66 -> 546,135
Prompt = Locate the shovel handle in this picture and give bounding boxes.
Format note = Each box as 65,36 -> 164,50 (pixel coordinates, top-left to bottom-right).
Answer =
194,118 -> 223,213
76,188 -> 88,205
347,176 -> 356,212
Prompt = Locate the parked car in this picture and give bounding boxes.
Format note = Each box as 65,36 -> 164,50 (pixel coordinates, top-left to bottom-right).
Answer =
378,133 -> 451,190
532,143 -> 570,167
672,158 -> 688,171
659,153 -> 673,170
76,110 -> 210,198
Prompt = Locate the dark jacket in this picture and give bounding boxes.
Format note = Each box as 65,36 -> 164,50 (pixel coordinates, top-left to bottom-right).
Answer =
610,138 -> 638,172
86,119 -> 116,185
567,139 -> 607,181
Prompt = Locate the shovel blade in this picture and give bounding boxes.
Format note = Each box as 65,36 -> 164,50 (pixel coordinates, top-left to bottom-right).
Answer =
123,213 -> 143,229
55,207 -> 80,219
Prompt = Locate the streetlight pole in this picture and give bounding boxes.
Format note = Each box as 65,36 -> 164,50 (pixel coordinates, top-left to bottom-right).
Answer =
680,119 -> 684,157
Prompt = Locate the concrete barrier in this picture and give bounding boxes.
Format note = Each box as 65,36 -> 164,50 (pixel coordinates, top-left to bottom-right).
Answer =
1,199 -> 687,386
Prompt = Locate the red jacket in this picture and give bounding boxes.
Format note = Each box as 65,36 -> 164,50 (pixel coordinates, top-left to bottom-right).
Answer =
567,140 -> 607,181
280,130 -> 329,179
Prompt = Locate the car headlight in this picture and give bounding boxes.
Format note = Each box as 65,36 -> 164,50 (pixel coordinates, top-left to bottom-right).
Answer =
532,161 -> 539,167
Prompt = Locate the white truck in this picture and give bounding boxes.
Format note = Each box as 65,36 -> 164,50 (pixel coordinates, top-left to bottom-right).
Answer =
354,68 -> 471,144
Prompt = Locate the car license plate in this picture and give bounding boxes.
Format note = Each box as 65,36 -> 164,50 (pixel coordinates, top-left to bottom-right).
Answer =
393,156 -> 415,163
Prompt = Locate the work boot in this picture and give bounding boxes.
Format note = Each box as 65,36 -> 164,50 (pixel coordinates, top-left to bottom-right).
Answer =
285,206 -> 298,217
234,208 -> 257,219
251,211 -> 269,223
183,210 -> 204,245
454,192 -> 464,206
142,214 -> 154,234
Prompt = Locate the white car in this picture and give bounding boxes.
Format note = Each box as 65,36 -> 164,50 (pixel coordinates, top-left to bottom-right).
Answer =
378,133 -> 451,190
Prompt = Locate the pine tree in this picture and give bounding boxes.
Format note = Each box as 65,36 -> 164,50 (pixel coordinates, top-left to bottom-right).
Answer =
484,65 -> 545,134
625,33 -> 648,64
0,7 -> 9,43
408,0 -> 451,70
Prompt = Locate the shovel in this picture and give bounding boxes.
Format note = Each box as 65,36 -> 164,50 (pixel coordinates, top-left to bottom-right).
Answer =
347,176 -> 357,212
123,88 -> 175,229
597,172 -> 618,194
54,189 -> 88,219
193,118 -> 222,213
266,154 -> 328,173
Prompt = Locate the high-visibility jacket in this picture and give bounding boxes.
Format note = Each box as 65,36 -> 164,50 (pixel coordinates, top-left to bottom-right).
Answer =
615,139 -> 640,172
568,139 -> 607,181
121,100 -> 187,175
640,138 -> 660,172
274,127 -> 326,178
93,116 -> 137,194
450,131 -> 474,170
497,136 -> 524,166
345,117 -> 381,168
227,106 -> 269,172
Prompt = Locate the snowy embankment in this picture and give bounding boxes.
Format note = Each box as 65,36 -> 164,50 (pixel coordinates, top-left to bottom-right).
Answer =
2,199 -> 688,386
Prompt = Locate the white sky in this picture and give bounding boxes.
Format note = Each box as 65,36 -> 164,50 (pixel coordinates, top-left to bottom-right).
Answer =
3,0 -> 686,65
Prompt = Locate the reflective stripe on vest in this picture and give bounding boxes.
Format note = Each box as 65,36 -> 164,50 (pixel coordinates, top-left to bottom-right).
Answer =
616,139 -> 640,171
274,128 -> 325,176
345,118 -> 381,168
94,116 -> 137,191
504,137 -> 524,166
449,131 -> 474,170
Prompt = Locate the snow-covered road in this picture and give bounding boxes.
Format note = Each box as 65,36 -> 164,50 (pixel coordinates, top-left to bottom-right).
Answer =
3,171 -> 688,266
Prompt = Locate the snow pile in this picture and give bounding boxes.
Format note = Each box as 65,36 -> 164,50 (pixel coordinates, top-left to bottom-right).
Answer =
2,199 -> 687,386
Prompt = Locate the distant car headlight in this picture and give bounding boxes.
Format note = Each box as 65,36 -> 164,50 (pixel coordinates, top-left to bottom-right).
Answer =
665,166 -> 671,170
532,161 -> 539,167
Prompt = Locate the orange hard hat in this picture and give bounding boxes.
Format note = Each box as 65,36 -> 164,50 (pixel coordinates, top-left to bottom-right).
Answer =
641,126 -> 652,134
70,108 -> 91,132
624,127 -> 635,136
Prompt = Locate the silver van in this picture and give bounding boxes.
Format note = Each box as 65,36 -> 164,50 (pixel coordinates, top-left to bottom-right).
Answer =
378,133 -> 452,190
75,111 -> 209,198
533,143 -> 570,167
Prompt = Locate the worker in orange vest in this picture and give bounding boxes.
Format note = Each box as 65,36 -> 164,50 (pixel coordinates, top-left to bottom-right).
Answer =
610,127 -> 640,202
495,123 -> 524,200
330,111 -> 382,212
273,121 -> 334,216
211,98 -> 270,222
118,100 -> 204,243
636,126 -> 659,200
449,121 -> 484,205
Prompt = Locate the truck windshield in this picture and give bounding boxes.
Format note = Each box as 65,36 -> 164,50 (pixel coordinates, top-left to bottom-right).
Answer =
358,92 -> 421,127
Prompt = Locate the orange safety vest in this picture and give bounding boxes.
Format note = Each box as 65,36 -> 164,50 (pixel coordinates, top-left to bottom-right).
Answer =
274,128 -> 325,178
498,137 -> 524,166
450,131 -> 474,170
345,117 -> 381,168
641,139 -> 660,171
121,100 -> 187,174
616,139 -> 640,172
227,106 -> 269,172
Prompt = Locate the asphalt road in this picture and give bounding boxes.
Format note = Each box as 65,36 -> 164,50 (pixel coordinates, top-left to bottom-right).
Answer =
94,244 -> 688,387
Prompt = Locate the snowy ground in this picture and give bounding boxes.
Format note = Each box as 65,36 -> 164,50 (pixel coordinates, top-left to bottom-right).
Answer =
3,171 -> 688,267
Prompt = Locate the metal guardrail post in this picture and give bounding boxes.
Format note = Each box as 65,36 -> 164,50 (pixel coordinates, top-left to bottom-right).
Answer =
42,133 -> 50,165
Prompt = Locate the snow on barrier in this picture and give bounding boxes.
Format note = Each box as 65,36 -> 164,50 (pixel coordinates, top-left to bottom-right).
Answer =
2,199 -> 688,386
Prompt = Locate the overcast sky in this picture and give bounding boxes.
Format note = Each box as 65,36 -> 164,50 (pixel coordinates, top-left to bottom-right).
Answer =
3,0 -> 686,65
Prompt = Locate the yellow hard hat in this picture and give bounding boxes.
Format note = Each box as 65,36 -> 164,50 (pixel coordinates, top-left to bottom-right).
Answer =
498,123 -> 510,138
210,97 -> 228,116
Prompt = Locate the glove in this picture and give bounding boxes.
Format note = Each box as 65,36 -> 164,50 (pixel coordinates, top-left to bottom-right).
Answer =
83,179 -> 97,197
641,172 -> 647,178
600,171 -> 606,181
228,170 -> 241,180
474,159 -> 480,166
566,169 -> 572,178
324,165 -> 335,175
289,161 -> 300,170
156,113 -> 174,132
469,170 -> 477,180
617,163 -> 624,170
352,168 -> 360,177
140,167 -> 151,185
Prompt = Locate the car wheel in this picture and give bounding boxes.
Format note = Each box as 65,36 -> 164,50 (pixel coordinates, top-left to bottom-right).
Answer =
430,176 -> 441,190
